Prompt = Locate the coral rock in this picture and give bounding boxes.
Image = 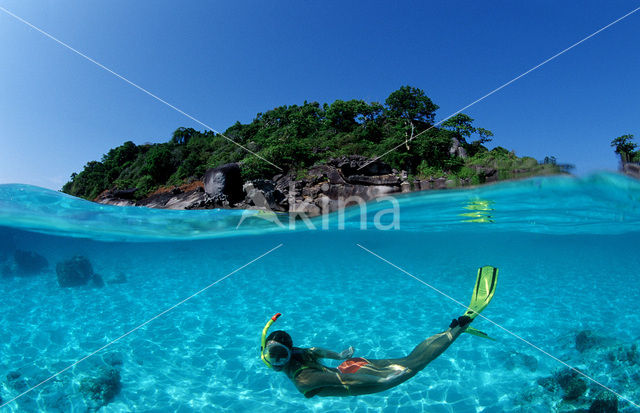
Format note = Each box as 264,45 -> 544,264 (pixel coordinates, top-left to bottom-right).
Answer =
589,391 -> 618,413
56,256 -> 100,288
79,367 -> 121,409
576,330 -> 602,353
554,369 -> 587,401
14,250 -> 48,275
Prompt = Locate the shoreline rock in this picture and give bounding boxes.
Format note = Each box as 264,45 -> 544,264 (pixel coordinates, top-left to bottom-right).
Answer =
95,156 -> 562,216
203,163 -> 244,205
622,162 -> 640,180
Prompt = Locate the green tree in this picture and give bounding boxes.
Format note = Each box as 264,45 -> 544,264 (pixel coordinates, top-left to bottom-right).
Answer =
385,86 -> 439,125
441,114 -> 476,142
441,114 -> 494,157
356,102 -> 385,144
61,160 -> 108,200
325,99 -> 367,132
143,145 -> 175,183
382,86 -> 440,170
413,129 -> 461,171
101,141 -> 139,183
171,127 -> 197,145
611,134 -> 637,163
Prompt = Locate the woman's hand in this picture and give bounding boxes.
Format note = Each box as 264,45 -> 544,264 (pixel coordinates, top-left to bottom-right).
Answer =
339,346 -> 354,359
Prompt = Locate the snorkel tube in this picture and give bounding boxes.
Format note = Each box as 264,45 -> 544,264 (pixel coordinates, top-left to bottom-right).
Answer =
260,313 -> 282,368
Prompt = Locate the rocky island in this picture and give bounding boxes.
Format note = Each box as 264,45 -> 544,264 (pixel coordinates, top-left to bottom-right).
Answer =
63,86 -> 569,214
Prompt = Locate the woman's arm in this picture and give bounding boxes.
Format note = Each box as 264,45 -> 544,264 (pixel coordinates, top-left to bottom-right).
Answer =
308,346 -> 354,360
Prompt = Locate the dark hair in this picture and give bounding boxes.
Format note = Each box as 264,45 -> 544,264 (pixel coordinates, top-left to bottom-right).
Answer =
266,330 -> 293,349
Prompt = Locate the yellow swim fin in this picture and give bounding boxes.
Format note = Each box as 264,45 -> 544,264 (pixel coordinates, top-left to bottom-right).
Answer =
463,326 -> 496,340
463,266 -> 498,320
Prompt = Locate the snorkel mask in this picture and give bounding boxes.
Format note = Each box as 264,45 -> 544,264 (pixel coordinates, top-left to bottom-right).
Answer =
261,313 -> 291,369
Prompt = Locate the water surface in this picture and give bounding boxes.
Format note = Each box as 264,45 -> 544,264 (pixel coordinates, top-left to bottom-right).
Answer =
1,173 -> 639,412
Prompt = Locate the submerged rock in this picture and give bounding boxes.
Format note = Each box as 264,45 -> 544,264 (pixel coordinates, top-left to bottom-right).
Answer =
79,367 -> 121,409
6,371 -> 20,381
14,250 -> 48,275
554,368 -> 588,401
537,376 -> 559,394
55,256 -> 103,288
6,371 -> 27,392
576,330 -> 604,353
604,343 -> 640,365
539,368 -> 589,402
589,391 -> 618,413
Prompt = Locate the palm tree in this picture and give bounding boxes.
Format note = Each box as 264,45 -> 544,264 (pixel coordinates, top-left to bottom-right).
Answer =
610,134 -> 637,163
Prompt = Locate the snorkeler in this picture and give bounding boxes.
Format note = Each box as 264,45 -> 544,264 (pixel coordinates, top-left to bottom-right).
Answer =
260,266 -> 498,398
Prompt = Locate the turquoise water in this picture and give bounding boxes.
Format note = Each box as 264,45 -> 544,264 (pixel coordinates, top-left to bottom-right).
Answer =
1,173 -> 639,412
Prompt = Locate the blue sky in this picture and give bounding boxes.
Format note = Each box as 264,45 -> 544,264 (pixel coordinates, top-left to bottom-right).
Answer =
1,1 -> 639,190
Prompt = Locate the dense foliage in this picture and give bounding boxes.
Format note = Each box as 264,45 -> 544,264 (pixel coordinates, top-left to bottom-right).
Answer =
62,86 -> 565,200
611,134 -> 640,164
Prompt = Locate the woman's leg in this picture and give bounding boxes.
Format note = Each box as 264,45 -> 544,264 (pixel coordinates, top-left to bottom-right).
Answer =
364,317 -> 471,374
401,322 -> 468,371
